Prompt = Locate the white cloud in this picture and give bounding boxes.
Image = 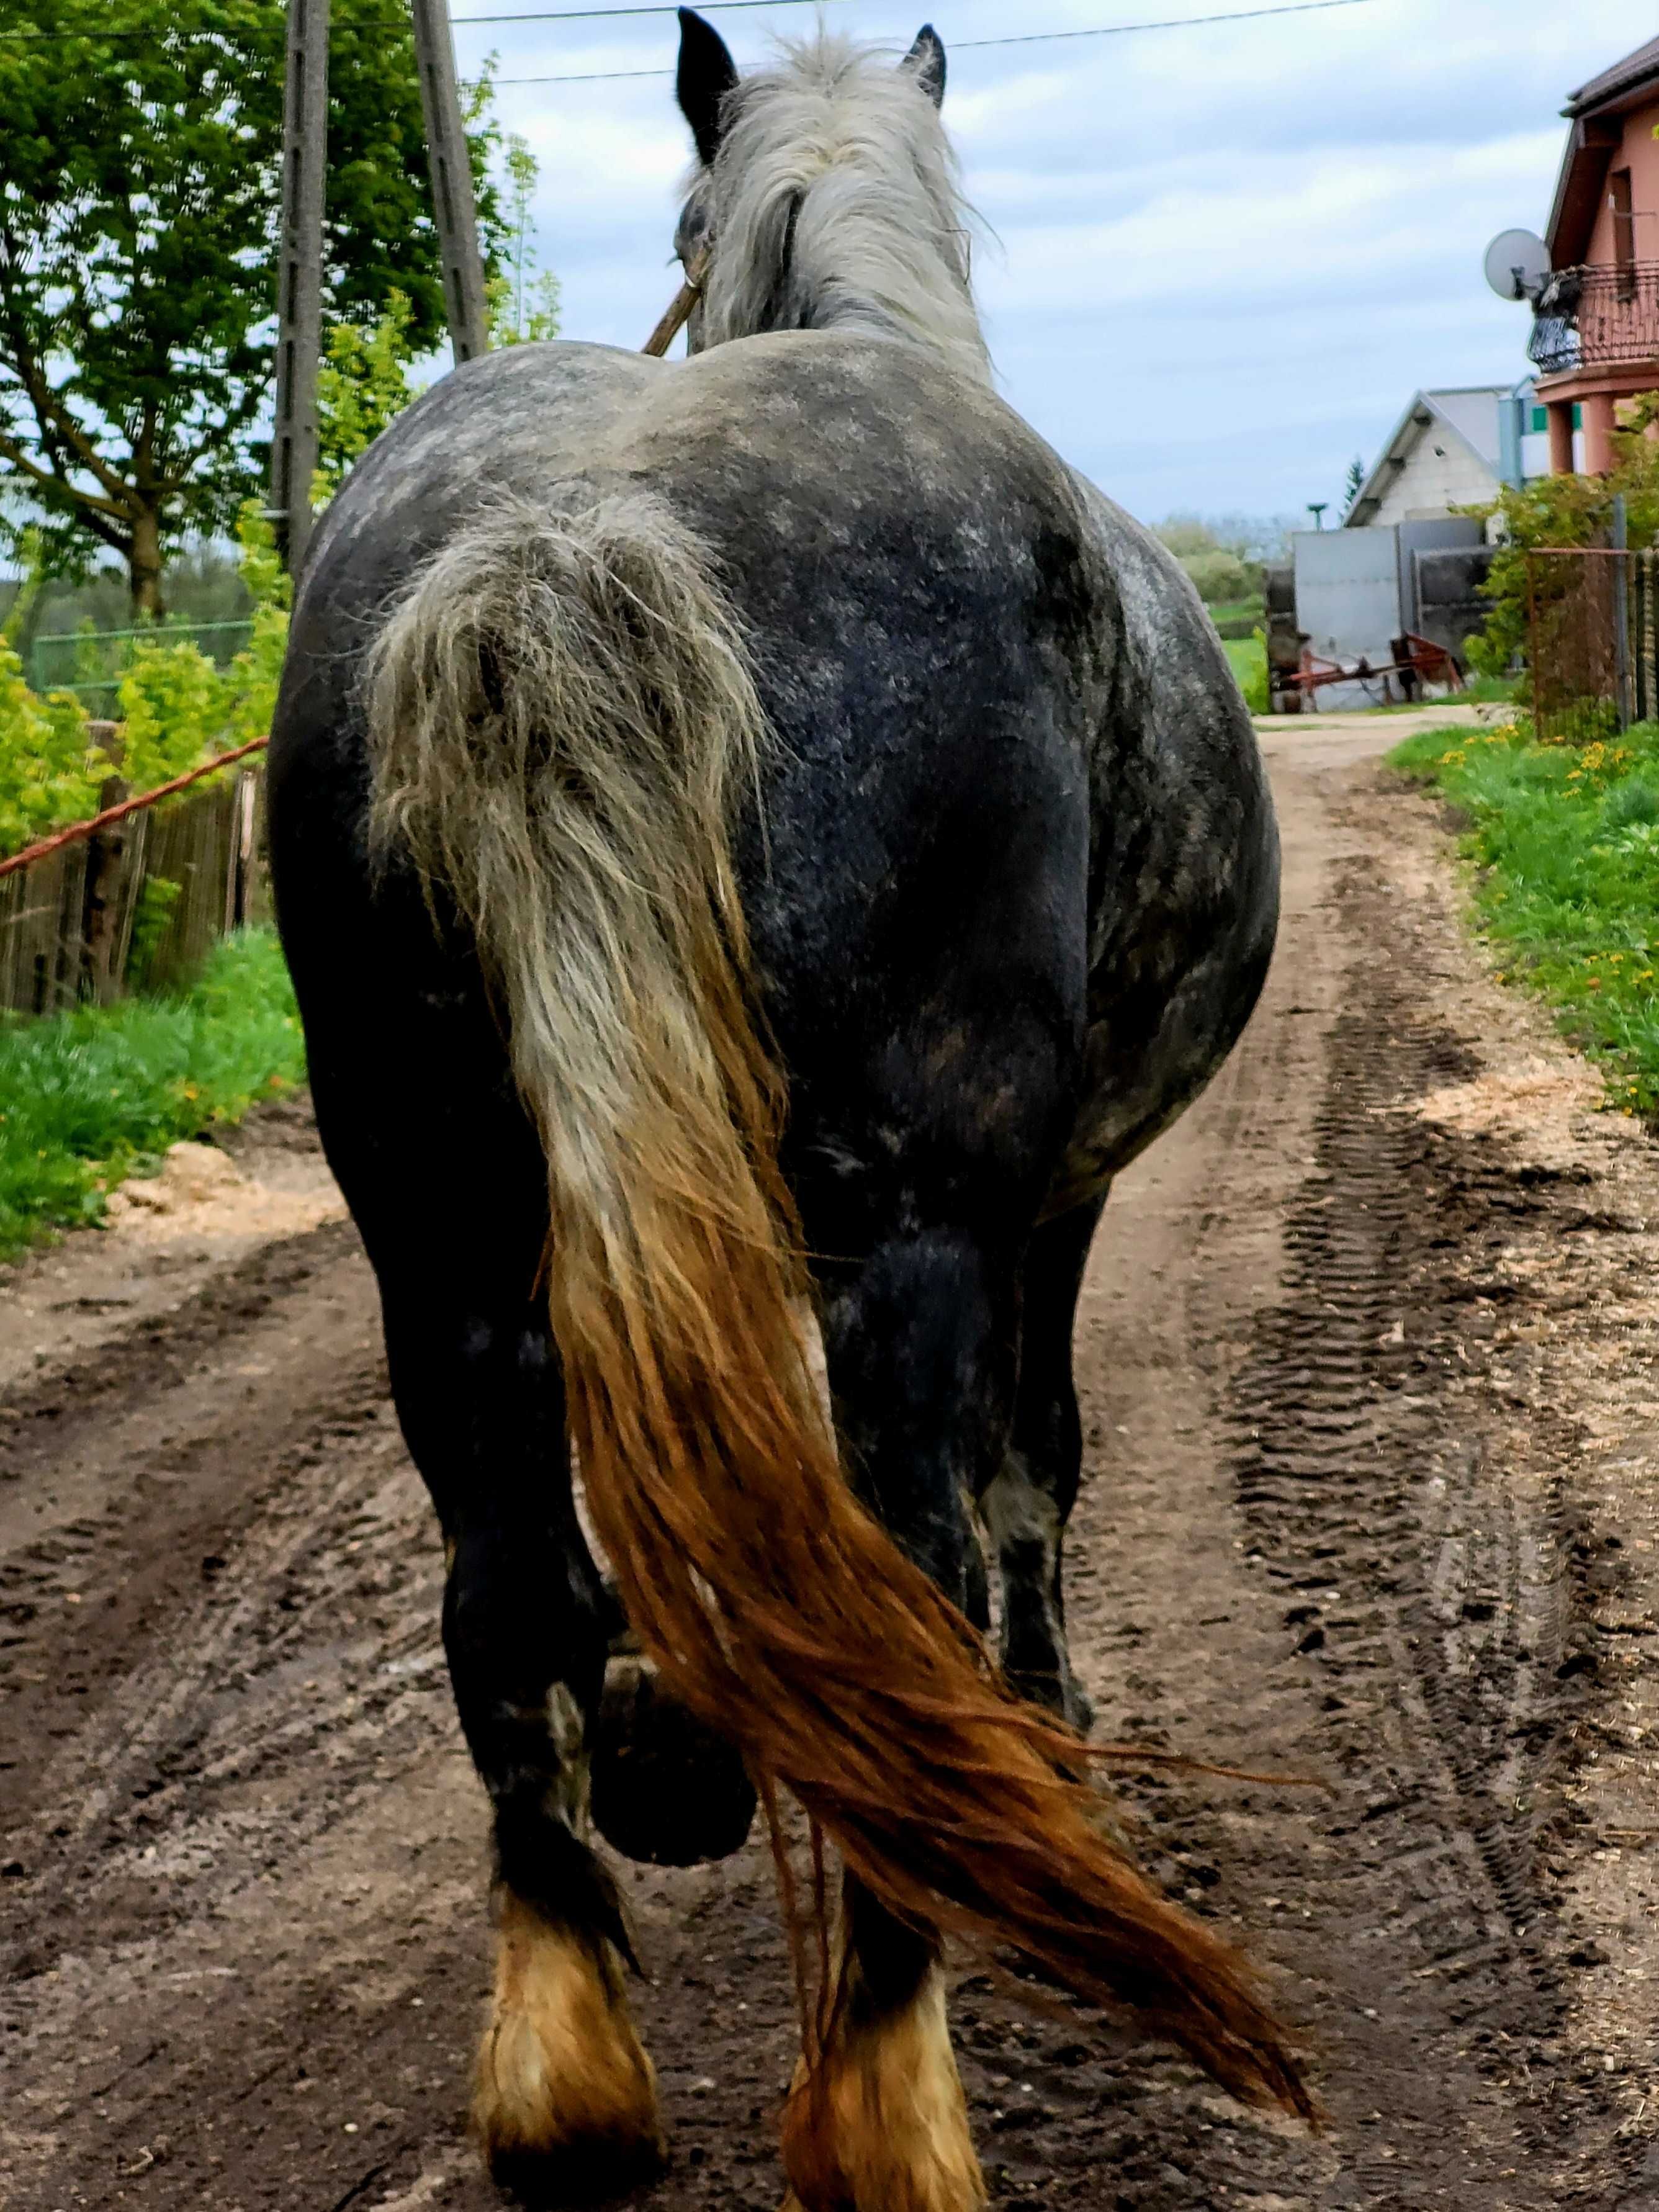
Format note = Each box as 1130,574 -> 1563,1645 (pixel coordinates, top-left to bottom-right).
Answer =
463,0 -> 1659,518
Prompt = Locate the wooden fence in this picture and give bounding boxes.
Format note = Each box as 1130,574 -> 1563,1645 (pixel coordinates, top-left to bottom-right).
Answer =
0,768 -> 267,1018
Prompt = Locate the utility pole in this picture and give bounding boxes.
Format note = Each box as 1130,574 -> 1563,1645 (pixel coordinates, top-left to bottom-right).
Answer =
410,0 -> 490,364
269,0 -> 331,578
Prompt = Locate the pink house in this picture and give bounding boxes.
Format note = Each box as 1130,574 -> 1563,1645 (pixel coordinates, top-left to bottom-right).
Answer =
1531,37 -> 1659,473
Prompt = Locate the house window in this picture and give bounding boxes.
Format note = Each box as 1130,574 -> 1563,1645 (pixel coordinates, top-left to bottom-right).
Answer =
1531,405 -> 1547,433
1612,166 -> 1635,298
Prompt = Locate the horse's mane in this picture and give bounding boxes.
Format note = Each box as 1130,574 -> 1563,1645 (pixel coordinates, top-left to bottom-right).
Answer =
696,32 -> 991,385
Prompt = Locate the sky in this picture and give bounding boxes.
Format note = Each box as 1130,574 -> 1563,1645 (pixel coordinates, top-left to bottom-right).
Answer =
452,0 -> 1659,531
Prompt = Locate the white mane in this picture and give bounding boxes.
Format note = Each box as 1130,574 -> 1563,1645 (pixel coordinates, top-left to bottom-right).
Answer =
696,33 -> 991,385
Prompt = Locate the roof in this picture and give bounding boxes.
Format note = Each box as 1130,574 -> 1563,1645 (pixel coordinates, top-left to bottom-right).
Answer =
1548,37 -> 1659,263
1565,35 -> 1659,120
1343,389 -> 1504,528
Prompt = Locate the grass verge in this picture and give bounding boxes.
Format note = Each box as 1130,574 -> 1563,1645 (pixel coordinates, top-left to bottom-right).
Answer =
1388,715 -> 1659,1116
0,928 -> 306,1259
1222,632 -> 1268,713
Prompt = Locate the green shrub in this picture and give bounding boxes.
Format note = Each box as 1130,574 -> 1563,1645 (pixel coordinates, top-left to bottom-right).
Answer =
0,497 -> 290,859
0,639 -> 105,857
125,876 -> 183,991
1601,775 -> 1659,832
1463,396 -> 1659,680
116,637 -> 228,791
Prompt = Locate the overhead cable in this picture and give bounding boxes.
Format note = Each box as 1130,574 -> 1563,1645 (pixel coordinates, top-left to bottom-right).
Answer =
492,0 -> 1372,83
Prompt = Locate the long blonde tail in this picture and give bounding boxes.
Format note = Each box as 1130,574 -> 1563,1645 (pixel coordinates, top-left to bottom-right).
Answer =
365,491 -> 1310,2121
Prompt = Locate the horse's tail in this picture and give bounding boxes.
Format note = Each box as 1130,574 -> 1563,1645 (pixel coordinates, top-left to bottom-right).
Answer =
364,490 -> 1311,2123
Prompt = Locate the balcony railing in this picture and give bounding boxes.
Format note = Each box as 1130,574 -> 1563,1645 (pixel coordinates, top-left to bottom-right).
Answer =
1529,263 -> 1659,376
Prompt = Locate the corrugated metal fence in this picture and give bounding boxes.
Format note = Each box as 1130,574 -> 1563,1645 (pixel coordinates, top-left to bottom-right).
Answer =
0,767 -> 267,1018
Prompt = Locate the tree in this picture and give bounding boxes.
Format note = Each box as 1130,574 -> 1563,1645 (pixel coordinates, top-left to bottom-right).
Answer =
313,135 -> 564,505
1153,515 -> 1263,605
1463,407 -> 1659,680
0,2 -> 506,613
1182,547 -> 1255,605
1343,454 -> 1366,511
313,291 -> 420,505
489,132 -> 562,347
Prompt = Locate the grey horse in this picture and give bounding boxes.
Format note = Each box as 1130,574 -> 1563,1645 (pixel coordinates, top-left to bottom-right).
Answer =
267,17 -> 1297,2206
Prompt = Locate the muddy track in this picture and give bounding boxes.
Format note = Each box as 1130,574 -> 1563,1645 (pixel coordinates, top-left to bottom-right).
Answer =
6,734 -> 1659,2211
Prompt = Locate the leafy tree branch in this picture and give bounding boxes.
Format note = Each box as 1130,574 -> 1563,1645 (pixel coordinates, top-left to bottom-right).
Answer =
0,2 -> 507,610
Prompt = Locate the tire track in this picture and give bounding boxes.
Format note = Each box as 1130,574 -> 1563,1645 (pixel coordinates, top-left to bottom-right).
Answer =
1230,855 -> 1604,2184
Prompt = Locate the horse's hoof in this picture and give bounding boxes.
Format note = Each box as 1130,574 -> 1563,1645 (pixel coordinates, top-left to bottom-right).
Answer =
474,1894 -> 666,2205
487,2137 -> 663,2209
591,1655 -> 757,1865
1008,1665 -> 1094,1738
1063,1675 -> 1096,1735
780,1966 -> 986,2212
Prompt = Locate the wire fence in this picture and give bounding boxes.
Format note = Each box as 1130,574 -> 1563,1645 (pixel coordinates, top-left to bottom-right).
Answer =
27,619 -> 257,705
1524,548 -> 1659,745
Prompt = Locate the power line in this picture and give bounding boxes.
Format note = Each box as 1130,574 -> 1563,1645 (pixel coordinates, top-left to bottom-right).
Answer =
459,0 -> 847,18
0,0 -> 843,42
0,0 -> 1369,45
969,0 -> 1367,46
492,0 -> 1371,82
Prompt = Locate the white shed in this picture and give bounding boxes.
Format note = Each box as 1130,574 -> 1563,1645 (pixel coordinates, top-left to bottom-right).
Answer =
1344,386 -> 1545,527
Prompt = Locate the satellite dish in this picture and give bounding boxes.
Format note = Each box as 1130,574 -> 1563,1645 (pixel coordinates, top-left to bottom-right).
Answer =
1483,228 -> 1551,302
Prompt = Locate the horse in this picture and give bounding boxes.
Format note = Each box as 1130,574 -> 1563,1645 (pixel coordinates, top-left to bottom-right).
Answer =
267,16 -> 1301,2205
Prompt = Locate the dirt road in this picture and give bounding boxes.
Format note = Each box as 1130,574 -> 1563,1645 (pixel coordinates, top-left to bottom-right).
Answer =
7,724 -> 1659,2211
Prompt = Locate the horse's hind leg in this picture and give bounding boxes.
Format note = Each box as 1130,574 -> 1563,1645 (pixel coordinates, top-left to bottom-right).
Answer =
377,1274 -> 665,2198
981,1195 -> 1107,1731
293,912 -> 664,2197
779,1228 -> 1011,2212
782,1877 -> 982,2212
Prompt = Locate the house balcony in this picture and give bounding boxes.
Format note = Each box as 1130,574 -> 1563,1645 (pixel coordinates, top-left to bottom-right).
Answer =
1529,263 -> 1659,378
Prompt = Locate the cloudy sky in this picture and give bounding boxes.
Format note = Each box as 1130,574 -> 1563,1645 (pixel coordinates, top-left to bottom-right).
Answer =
454,0 -> 1655,529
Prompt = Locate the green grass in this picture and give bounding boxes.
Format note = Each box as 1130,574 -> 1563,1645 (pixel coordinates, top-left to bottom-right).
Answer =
1459,672 -> 1522,706
1388,715 -> 1659,1117
1208,596 -> 1266,641
0,928 -> 307,1258
1223,632 -> 1268,714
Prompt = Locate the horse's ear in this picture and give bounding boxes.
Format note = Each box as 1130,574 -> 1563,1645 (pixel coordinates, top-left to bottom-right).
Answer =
677,8 -> 739,167
899,24 -> 946,107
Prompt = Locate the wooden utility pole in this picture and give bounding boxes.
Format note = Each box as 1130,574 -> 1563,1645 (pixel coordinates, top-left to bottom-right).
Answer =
269,0 -> 331,577
410,0 -> 491,364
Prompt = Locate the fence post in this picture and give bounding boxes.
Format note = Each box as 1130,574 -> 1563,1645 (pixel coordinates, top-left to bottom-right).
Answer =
1612,493 -> 1632,731
81,775 -> 135,1005
269,0 -> 331,578
1525,552 -> 1542,739
1637,552 -> 1650,727
410,0 -> 491,364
